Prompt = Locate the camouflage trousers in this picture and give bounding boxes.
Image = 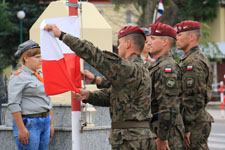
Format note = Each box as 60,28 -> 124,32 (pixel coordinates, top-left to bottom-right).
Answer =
151,121 -> 185,150
111,138 -> 156,150
186,122 -> 211,150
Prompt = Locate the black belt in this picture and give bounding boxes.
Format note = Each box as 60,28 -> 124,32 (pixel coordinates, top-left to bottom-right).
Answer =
112,121 -> 150,129
22,111 -> 49,118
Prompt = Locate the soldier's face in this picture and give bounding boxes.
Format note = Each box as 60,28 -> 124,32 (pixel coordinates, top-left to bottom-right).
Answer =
176,32 -> 190,50
24,54 -> 42,71
149,36 -> 163,56
117,38 -> 126,58
142,36 -> 151,54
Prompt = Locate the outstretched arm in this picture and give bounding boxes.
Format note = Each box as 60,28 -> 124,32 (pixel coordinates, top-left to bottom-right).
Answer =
72,88 -> 110,107
82,70 -> 111,89
44,24 -> 135,89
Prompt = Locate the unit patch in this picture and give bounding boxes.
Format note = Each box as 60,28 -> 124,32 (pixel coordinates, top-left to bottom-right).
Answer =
166,78 -> 176,88
186,77 -> 194,87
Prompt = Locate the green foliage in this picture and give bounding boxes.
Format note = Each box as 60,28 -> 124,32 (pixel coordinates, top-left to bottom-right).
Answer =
0,1 -> 13,72
176,0 -> 219,23
110,0 -> 223,61
111,0 -> 148,8
0,0 -> 48,72
171,47 -> 183,63
199,22 -> 225,61
0,1 -> 12,31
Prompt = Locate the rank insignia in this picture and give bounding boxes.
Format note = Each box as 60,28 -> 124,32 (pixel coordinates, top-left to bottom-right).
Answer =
187,65 -> 193,70
166,78 -> 176,88
165,68 -> 172,73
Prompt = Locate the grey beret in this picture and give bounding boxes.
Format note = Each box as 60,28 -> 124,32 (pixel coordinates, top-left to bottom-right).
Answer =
141,27 -> 150,36
15,40 -> 40,57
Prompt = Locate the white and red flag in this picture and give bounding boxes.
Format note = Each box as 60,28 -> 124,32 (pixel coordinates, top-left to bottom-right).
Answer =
40,16 -> 81,96
187,65 -> 193,70
153,0 -> 164,24
165,67 -> 172,73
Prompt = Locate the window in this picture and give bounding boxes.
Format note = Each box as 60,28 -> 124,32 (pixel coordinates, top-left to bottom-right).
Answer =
126,11 -> 134,26
210,61 -> 218,90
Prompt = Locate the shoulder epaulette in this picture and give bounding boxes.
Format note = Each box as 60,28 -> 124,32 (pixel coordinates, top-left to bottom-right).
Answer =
13,71 -> 21,75
13,67 -> 24,75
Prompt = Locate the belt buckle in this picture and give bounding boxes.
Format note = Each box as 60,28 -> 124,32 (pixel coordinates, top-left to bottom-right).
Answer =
41,112 -> 48,117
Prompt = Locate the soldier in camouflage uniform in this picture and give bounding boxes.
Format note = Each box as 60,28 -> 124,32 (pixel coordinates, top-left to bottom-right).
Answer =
174,20 -> 214,150
44,24 -> 156,150
80,27 -> 155,89
147,23 -> 185,150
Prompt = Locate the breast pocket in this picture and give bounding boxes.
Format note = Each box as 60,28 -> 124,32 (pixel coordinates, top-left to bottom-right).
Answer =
164,73 -> 179,95
24,83 -> 43,96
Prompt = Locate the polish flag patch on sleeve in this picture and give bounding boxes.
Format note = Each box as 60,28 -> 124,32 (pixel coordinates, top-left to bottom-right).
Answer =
187,65 -> 193,70
165,67 -> 172,73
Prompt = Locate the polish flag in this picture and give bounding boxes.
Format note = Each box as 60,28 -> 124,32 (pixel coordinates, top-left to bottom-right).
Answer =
40,16 -> 81,96
187,65 -> 193,70
165,67 -> 172,72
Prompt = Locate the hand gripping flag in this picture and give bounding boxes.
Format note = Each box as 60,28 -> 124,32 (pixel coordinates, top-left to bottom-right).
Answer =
153,0 -> 164,24
40,16 -> 81,95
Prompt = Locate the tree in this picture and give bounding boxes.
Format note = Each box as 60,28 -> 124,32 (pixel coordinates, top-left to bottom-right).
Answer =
110,0 -> 224,60
0,0 -> 13,72
111,0 -> 220,26
0,0 -> 48,72
200,23 -> 224,61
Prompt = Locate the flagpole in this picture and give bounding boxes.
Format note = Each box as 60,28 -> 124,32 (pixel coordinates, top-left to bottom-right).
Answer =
153,0 -> 159,23
68,1 -> 81,150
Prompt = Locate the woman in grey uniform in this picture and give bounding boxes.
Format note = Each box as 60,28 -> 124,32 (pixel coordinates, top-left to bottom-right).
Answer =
7,40 -> 54,150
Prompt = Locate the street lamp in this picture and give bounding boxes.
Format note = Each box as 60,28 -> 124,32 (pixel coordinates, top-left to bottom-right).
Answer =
17,10 -> 26,44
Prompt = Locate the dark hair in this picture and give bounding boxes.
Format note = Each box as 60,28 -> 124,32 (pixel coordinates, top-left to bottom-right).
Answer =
124,34 -> 145,52
187,29 -> 201,41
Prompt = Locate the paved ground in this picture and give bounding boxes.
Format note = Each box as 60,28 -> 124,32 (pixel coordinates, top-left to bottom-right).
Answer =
207,105 -> 225,150
208,123 -> 225,150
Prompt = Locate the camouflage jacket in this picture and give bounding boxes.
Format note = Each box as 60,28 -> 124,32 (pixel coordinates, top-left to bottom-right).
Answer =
63,34 -> 155,144
96,76 -> 111,89
147,52 -> 183,140
97,61 -> 155,89
179,46 -> 214,132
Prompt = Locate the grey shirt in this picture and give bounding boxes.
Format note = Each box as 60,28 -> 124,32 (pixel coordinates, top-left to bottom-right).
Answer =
8,65 -> 52,115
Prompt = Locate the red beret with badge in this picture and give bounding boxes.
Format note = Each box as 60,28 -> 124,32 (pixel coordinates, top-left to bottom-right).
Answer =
148,23 -> 176,39
174,20 -> 201,33
118,26 -> 146,40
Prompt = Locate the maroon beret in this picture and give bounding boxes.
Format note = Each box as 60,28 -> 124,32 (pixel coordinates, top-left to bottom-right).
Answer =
118,26 -> 146,40
148,23 -> 176,39
174,20 -> 201,33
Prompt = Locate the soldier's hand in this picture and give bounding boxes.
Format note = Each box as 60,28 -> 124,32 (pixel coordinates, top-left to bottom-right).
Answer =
184,132 -> 191,148
156,138 -> 170,150
72,89 -> 90,101
44,24 -> 61,38
81,70 -> 95,83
